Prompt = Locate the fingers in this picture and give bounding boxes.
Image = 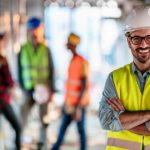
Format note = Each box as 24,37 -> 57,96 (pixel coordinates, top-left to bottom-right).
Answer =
107,99 -> 120,111
107,98 -> 125,111
112,98 -> 125,111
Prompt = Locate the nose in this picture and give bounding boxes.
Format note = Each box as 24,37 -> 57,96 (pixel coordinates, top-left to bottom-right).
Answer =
140,39 -> 148,48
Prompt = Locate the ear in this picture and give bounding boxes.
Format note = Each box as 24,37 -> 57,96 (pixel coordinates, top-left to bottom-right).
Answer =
127,37 -> 132,48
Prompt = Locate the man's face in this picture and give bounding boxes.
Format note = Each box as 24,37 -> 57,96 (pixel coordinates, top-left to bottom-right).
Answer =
28,24 -> 44,43
29,28 -> 39,41
66,42 -> 76,53
0,39 -> 5,50
127,29 -> 150,64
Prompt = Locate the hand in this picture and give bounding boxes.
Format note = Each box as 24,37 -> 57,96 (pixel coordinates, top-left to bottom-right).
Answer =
48,92 -> 53,103
0,57 -> 7,67
9,84 -> 23,102
74,107 -> 82,121
107,98 -> 125,111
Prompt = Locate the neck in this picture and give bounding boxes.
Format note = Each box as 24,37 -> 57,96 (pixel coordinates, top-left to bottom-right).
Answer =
72,51 -> 78,58
134,60 -> 150,73
32,40 -> 39,48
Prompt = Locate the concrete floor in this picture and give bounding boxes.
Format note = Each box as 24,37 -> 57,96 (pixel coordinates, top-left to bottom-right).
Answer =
48,111 -> 107,150
0,103 -> 107,150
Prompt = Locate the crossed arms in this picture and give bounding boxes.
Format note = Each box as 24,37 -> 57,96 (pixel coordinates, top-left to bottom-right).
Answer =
107,98 -> 150,136
99,72 -> 150,136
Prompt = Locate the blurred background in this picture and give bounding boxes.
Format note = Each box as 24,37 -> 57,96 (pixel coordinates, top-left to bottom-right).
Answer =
0,0 -> 149,150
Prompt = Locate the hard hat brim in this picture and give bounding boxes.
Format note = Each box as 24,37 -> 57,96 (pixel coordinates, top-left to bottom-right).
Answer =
124,27 -> 150,34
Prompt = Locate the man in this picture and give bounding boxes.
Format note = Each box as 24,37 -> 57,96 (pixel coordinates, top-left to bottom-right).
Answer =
0,32 -> 21,150
18,17 -> 55,148
99,5 -> 150,150
51,33 -> 90,150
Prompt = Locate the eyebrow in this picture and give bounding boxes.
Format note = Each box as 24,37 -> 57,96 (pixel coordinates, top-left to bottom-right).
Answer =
130,34 -> 150,37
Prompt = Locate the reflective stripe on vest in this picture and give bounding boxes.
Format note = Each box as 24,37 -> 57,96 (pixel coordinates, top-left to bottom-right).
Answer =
67,79 -> 82,85
145,145 -> 150,150
66,79 -> 83,92
106,63 -> 150,150
108,138 -> 141,150
20,42 -> 49,90
66,90 -> 80,97
22,65 -> 49,71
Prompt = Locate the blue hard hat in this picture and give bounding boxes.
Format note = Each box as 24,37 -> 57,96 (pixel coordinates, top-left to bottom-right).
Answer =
27,17 -> 41,30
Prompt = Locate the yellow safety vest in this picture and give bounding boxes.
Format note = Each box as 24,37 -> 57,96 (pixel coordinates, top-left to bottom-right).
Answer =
106,63 -> 150,150
20,42 -> 49,90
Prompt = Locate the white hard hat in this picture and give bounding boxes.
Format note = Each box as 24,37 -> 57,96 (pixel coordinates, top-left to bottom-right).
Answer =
124,5 -> 150,34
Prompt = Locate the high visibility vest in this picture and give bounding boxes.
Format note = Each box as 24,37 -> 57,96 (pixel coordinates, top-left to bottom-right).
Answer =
65,55 -> 90,107
20,42 -> 50,90
106,63 -> 150,150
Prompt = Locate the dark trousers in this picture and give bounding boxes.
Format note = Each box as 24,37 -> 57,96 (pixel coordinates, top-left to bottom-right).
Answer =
21,92 -> 48,148
21,92 -> 48,126
2,104 -> 21,150
51,108 -> 86,150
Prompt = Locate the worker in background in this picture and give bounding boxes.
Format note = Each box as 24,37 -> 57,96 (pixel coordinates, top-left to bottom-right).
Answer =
51,33 -> 90,150
99,5 -> 150,150
18,17 -> 55,149
0,32 -> 21,150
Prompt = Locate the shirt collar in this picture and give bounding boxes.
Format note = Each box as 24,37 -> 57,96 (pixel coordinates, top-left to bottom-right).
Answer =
131,62 -> 150,75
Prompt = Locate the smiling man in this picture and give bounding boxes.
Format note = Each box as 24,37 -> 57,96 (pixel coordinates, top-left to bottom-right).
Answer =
99,5 -> 150,150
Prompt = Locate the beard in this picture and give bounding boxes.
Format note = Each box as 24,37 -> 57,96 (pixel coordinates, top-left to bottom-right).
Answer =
133,47 -> 150,64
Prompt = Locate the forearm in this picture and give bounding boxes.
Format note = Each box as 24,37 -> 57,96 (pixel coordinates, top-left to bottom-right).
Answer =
78,77 -> 86,106
129,123 -> 150,136
99,104 -> 123,131
78,88 -> 85,105
99,73 -> 126,131
119,111 -> 150,130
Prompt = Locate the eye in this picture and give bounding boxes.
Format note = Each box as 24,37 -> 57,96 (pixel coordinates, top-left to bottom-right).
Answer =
131,36 -> 141,44
145,35 -> 150,43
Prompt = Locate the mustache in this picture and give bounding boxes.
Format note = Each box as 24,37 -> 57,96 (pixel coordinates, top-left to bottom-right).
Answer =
136,47 -> 150,51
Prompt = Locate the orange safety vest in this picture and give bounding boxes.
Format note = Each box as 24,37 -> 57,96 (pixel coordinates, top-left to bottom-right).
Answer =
65,54 -> 90,107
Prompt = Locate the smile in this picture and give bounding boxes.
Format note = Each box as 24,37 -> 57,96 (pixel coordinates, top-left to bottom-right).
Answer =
139,49 -> 150,54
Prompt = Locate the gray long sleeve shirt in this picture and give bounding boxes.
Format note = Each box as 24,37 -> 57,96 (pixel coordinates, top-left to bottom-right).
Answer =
99,62 -> 150,131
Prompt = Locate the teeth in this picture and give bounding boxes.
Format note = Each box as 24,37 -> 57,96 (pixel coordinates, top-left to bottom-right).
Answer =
139,50 -> 149,53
